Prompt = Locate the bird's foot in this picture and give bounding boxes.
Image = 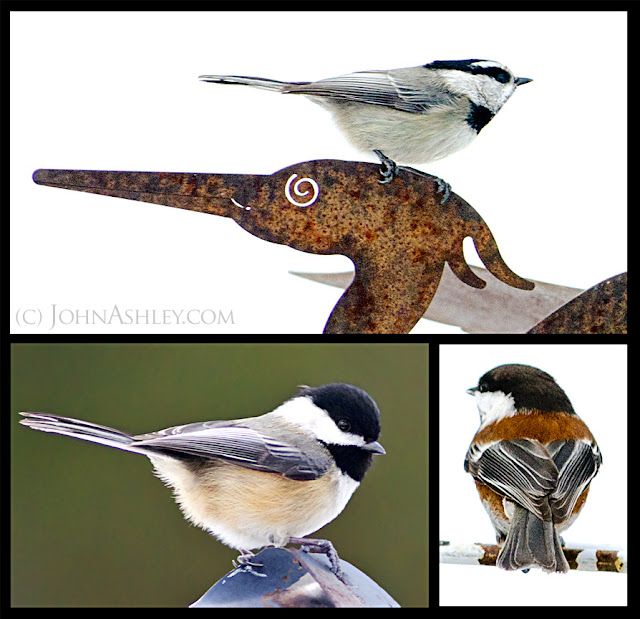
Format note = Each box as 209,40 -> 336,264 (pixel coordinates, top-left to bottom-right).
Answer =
232,549 -> 263,569
373,150 -> 451,203
288,536 -> 345,582
373,149 -> 399,184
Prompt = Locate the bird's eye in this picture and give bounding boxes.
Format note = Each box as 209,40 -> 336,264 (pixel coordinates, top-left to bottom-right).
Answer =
338,420 -> 351,432
481,67 -> 511,84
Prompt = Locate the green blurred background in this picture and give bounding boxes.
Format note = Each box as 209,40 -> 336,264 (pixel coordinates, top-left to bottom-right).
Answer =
11,343 -> 428,607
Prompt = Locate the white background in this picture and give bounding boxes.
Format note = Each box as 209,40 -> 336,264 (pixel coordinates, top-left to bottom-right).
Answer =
439,345 -> 627,605
10,11 -> 627,333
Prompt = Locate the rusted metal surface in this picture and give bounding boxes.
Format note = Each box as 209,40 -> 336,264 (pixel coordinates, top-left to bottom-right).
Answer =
33,160 -> 534,334
291,267 -> 582,333
528,272 -> 627,334
189,547 -> 399,608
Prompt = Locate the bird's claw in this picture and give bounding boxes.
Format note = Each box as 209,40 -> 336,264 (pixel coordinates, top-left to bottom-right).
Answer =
288,536 -> 346,582
232,550 -> 263,569
434,177 -> 451,205
373,149 -> 451,203
374,149 -> 399,184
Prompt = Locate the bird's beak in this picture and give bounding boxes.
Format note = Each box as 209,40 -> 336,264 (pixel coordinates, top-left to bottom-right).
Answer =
515,77 -> 533,86
466,387 -> 478,396
363,440 -> 386,455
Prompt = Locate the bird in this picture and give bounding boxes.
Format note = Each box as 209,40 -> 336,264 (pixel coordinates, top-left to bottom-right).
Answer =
19,382 -> 385,579
199,59 -> 532,201
464,364 -> 602,573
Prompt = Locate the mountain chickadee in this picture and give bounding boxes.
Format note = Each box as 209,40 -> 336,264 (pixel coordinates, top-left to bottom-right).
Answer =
200,59 -> 532,200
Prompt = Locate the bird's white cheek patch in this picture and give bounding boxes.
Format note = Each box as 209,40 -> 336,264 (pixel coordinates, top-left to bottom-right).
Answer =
475,390 -> 517,429
271,397 -> 366,447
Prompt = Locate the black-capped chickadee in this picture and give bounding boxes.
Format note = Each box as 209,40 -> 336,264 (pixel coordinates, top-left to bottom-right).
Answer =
465,364 -> 602,573
20,383 -> 384,578
200,59 -> 532,196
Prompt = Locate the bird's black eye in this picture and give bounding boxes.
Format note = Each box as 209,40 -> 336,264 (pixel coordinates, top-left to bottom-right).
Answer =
337,419 -> 351,432
478,66 -> 511,84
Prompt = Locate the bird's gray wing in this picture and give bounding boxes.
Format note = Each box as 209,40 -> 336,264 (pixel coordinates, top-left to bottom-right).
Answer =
466,439 -> 559,521
284,67 -> 459,113
547,439 -> 602,522
133,420 -> 331,481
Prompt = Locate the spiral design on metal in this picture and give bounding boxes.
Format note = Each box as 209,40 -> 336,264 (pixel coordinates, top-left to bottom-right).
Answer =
284,174 -> 319,207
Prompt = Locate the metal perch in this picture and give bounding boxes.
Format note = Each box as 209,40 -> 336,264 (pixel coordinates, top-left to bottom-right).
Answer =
33,160 -> 534,334
190,547 -> 400,607
440,540 -> 626,573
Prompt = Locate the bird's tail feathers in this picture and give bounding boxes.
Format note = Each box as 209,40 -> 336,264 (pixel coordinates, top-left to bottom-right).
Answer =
497,504 -> 569,573
198,74 -> 307,92
19,412 -> 148,455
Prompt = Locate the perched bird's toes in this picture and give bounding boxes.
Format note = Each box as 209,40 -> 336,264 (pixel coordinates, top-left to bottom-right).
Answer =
374,149 -> 399,184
